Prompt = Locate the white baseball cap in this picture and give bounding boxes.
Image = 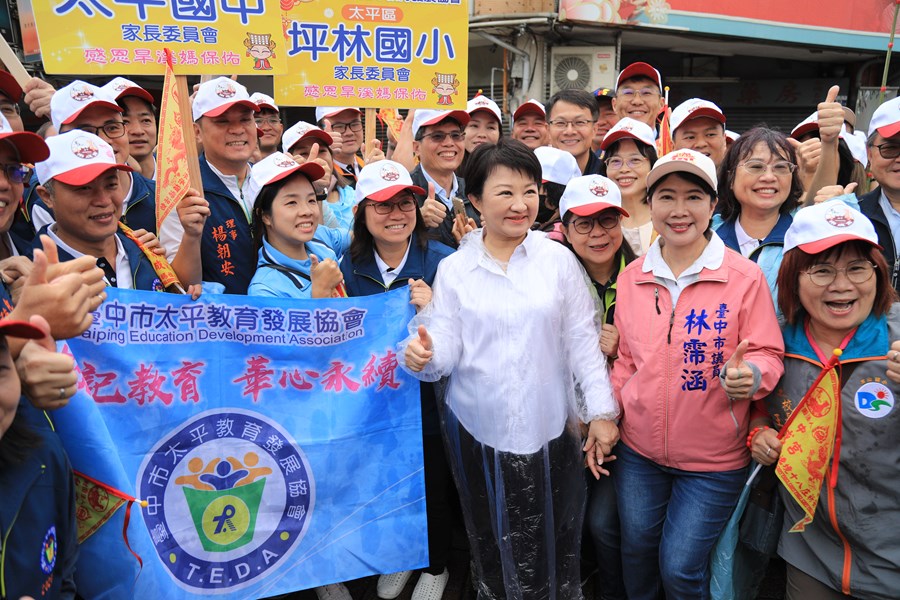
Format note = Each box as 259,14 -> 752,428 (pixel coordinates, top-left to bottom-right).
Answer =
725,130 -> 740,143
36,130 -> 131,186
844,131 -> 868,166
192,77 -> 258,122
250,151 -> 325,189
467,95 -> 502,123
513,98 -> 546,121
412,109 -> 470,139
250,92 -> 279,112
616,62 -> 663,91
790,111 -> 820,140
559,175 -> 629,219
50,80 -> 122,133
0,113 -> 49,163
315,106 -> 361,123
600,117 -> 656,151
784,199 -> 880,254
355,159 -> 425,205
868,96 -> 900,139
646,148 -> 718,191
282,121 -> 333,154
534,146 -> 580,185
102,77 -> 154,104
670,98 -> 726,133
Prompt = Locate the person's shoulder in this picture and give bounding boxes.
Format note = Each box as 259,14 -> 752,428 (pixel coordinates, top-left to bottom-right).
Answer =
426,238 -> 455,259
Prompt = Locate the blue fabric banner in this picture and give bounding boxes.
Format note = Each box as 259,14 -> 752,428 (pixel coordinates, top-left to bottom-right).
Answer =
55,287 -> 426,599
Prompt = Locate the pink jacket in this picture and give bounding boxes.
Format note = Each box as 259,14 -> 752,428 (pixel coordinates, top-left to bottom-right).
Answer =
611,248 -> 784,472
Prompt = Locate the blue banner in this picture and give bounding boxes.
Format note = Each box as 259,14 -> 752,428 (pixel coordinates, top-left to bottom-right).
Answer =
55,287 -> 426,599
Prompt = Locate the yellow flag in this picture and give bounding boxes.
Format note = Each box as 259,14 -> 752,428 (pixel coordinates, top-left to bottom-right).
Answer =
119,222 -> 181,290
74,471 -> 129,543
154,48 -> 191,234
776,364 -> 840,532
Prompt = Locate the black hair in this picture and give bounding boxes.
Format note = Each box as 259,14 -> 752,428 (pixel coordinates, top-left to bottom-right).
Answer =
0,411 -> 42,469
350,192 -> 429,264
604,138 -> 659,165
717,126 -> 802,221
251,171 -> 319,250
546,89 -> 599,121
463,138 -> 542,200
535,181 -> 567,228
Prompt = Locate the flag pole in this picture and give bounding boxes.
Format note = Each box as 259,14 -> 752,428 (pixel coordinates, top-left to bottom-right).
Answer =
880,0 -> 900,104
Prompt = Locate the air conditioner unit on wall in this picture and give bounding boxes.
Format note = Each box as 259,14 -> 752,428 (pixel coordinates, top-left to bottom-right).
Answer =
549,46 -> 616,96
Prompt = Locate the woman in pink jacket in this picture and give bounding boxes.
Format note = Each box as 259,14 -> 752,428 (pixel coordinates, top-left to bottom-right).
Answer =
610,149 -> 785,600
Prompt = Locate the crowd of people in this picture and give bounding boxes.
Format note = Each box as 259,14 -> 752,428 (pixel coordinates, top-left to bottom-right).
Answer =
0,58 -> 898,600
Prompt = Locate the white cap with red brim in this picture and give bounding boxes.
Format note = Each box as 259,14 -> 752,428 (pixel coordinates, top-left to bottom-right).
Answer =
355,159 -> 425,205
250,151 -> 325,190
192,77 -> 258,122
50,80 -> 122,133
102,77 -> 154,104
282,121 -> 333,153
513,99 -> 546,121
559,175 -> 629,219
670,98 -> 726,133
36,130 -> 132,186
784,199 -> 881,254
0,113 -> 49,163
315,106 -> 361,122
250,92 -> 279,112
467,95 -> 502,122
412,109 -> 470,139
646,148 -> 718,191
534,146 -> 580,186
600,117 -> 656,151
0,318 -> 44,340
868,96 -> 900,139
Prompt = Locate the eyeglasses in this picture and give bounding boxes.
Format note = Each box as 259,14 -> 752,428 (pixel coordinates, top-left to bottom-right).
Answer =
0,163 -> 32,184
739,160 -> 796,177
548,119 -> 594,130
804,260 -> 875,287
570,213 -> 621,234
77,122 -> 126,139
616,88 -> 660,100
419,131 -> 465,143
330,120 -> 363,133
366,197 -> 417,215
606,156 -> 648,170
872,142 -> 900,160
255,117 -> 281,127
0,103 -> 19,118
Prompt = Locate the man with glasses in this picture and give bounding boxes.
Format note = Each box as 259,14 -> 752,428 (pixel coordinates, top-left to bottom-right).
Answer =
250,92 -> 283,161
409,109 -> 478,248
316,106 -> 365,187
591,88 -> 619,159
102,77 -> 158,180
611,62 -> 664,130
670,98 -> 727,168
546,89 -> 603,175
860,96 -> 900,292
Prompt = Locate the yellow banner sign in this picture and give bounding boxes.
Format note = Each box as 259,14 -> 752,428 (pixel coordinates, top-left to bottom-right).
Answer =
33,0 -> 285,75
274,0 -> 469,108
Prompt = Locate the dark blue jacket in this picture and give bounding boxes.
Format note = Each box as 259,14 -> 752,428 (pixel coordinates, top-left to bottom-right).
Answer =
32,227 -> 166,292
0,409 -> 78,600
197,155 -> 255,295
859,188 -> 900,293
340,233 -> 454,434
410,165 -> 477,250
22,172 -> 158,237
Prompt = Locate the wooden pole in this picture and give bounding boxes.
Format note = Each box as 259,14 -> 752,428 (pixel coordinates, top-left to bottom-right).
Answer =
364,107 -> 377,160
0,36 -> 30,87
175,74 -> 204,197
880,0 -> 900,104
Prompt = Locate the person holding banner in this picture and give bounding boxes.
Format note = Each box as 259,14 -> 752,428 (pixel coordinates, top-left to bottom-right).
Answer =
341,160 -> 455,600
0,316 -> 79,600
610,149 -> 784,600
403,138 -> 620,598
751,198 -> 900,599
248,152 -> 348,299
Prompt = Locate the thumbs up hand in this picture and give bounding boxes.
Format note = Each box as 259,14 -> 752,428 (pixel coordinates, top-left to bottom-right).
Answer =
15,315 -> 78,410
420,183 -> 447,229
309,253 -> 344,299
817,85 -> 844,146
723,340 -> 754,400
405,325 -> 433,372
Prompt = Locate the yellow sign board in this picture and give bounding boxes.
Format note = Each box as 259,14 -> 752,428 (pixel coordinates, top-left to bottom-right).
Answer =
33,0 -> 285,75
274,0 -> 469,109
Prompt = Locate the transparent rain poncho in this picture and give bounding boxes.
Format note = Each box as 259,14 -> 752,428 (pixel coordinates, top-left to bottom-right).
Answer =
400,230 -> 618,599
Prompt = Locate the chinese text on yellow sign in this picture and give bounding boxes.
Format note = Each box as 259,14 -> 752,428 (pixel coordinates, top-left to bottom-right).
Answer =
34,0 -> 285,75
274,0 -> 469,109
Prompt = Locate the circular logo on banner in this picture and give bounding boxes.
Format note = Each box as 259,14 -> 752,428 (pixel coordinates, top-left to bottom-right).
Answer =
854,381 -> 895,419
40,526 -> 58,575
137,409 -> 314,593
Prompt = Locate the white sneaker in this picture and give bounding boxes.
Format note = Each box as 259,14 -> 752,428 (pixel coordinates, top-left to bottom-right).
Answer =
376,570 -> 414,599
315,583 -> 353,600
411,569 -> 449,600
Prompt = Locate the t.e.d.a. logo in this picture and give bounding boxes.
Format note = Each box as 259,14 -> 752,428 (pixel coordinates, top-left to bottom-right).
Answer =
137,409 -> 314,593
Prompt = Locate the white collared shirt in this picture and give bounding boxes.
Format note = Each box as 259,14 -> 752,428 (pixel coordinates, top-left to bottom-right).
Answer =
418,165 -> 459,210
642,232 -> 726,306
1,232 -> 19,257
374,241 -> 411,287
734,218 -> 761,258
406,229 -> 618,454
47,227 -> 132,289
206,160 -> 258,219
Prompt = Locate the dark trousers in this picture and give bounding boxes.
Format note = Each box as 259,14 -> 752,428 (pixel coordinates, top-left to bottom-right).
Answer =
442,409 -> 586,600
422,431 -> 453,574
